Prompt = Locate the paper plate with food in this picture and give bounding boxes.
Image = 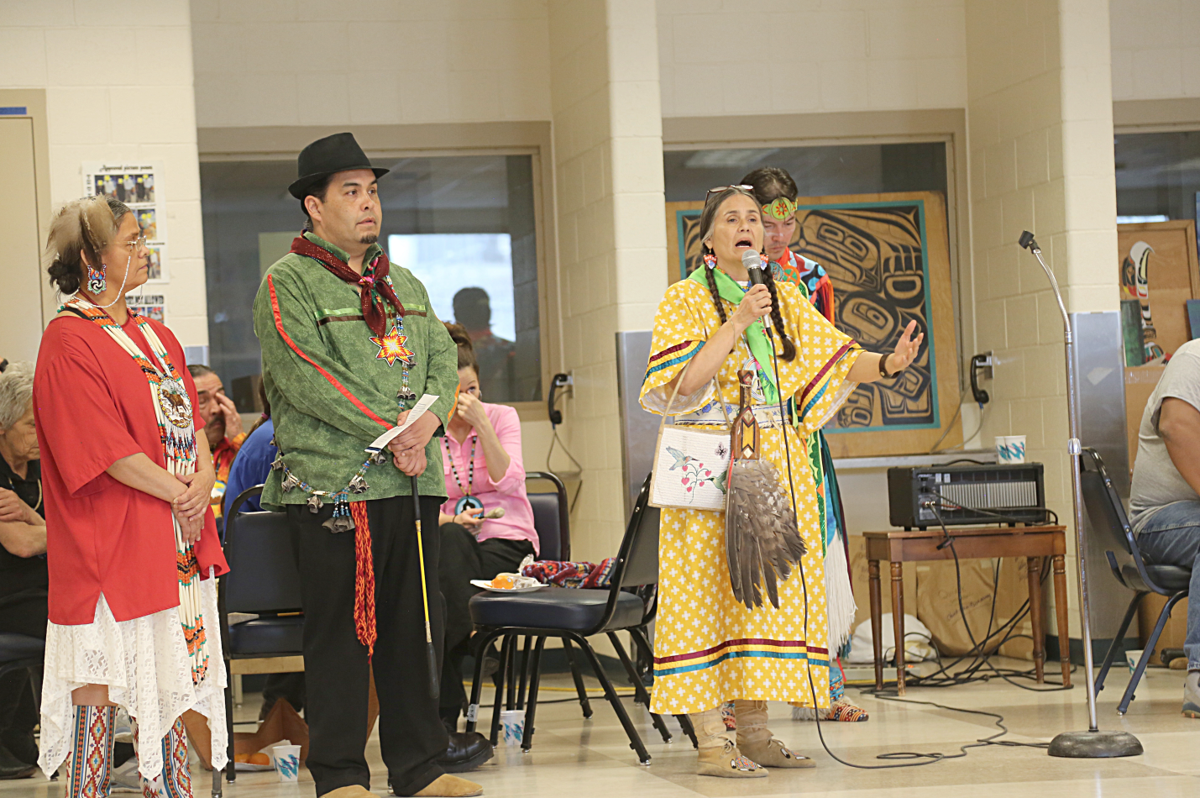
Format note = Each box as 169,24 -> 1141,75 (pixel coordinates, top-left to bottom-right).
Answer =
471,573 -> 545,593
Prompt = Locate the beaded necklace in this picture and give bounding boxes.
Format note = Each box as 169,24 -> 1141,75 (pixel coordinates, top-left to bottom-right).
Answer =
62,297 -> 209,684
443,434 -> 482,515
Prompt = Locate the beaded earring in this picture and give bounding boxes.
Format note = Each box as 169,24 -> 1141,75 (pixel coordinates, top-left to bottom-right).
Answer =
87,263 -> 106,294
703,246 -> 717,270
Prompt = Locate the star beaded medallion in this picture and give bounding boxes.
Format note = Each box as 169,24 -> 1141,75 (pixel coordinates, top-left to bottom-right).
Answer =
371,325 -> 415,367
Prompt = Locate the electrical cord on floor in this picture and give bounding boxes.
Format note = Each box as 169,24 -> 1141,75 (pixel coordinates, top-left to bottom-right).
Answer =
888,504 -> 1074,693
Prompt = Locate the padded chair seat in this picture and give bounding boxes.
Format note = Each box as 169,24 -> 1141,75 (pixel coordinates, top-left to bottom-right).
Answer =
229,616 -> 304,656
1122,563 -> 1192,592
469,586 -> 644,633
0,633 -> 44,663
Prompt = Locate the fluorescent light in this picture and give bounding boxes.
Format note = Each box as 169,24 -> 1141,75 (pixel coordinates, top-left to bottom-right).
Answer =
1117,215 -> 1169,224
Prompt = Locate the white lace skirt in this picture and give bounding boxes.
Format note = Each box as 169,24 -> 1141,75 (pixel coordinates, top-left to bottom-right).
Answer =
38,573 -> 228,780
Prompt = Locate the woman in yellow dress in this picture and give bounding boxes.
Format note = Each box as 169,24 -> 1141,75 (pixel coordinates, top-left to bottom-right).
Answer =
640,186 -> 921,778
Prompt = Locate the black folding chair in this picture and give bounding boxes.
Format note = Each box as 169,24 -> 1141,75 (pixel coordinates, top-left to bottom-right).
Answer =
501,471 -> 593,718
1081,448 -> 1192,714
464,475 -> 691,764
215,486 -> 304,794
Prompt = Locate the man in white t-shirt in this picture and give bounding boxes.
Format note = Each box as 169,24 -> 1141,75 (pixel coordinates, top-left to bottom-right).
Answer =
1129,338 -> 1200,717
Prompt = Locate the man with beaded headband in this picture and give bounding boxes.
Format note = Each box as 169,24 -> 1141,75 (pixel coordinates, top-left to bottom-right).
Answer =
34,194 -> 229,798
252,133 -> 485,798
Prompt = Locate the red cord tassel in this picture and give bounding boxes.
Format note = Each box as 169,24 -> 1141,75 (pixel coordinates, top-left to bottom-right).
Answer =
349,502 -> 377,658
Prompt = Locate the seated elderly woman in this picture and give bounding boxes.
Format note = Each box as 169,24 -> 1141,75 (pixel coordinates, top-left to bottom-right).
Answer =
0,362 -> 47,780
437,324 -> 538,742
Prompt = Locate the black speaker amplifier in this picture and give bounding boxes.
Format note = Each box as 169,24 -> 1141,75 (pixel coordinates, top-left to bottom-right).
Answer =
887,463 -> 1047,530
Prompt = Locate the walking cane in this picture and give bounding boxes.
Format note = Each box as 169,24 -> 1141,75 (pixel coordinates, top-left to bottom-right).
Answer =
411,474 -> 439,700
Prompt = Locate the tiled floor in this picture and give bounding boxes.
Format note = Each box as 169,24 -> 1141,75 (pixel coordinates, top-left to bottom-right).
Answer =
5,659 -> 1199,798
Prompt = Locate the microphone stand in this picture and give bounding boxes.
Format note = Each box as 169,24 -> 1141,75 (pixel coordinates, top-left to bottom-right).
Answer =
1018,231 -> 1142,758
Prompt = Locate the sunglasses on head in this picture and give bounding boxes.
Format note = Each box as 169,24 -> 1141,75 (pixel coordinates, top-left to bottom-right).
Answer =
705,184 -> 754,197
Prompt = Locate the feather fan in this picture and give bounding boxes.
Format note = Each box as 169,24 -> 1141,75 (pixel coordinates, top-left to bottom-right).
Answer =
725,458 -> 807,610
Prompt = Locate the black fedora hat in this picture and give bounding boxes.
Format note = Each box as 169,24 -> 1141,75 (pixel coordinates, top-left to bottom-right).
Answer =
288,132 -> 389,199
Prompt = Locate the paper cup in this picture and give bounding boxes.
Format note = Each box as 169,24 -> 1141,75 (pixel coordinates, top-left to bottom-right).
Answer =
995,436 -> 1027,464
500,709 -> 525,747
272,744 -> 302,782
1126,649 -> 1144,672
1006,435 -> 1027,464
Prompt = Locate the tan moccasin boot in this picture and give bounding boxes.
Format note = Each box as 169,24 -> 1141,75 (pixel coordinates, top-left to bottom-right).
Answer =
322,786 -> 377,798
411,775 -> 483,797
735,699 -> 816,769
691,706 -> 767,778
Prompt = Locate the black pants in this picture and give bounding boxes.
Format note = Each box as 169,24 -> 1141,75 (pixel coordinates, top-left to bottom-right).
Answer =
289,496 -> 448,797
0,589 -> 47,760
261,673 -> 306,715
437,525 -> 534,722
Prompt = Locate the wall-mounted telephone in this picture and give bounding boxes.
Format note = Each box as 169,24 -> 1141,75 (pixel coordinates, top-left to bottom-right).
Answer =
970,353 -> 992,405
548,373 -> 572,426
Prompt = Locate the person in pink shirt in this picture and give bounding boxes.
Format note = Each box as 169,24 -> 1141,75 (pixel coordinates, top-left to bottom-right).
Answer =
437,323 -> 538,735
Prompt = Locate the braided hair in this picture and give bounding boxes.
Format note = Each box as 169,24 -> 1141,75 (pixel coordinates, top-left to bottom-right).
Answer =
45,195 -> 130,294
697,187 -> 796,361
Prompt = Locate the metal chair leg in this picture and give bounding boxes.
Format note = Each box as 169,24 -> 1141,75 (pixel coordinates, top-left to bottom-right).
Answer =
675,713 -> 698,748
521,637 -> 548,752
223,657 -> 236,784
608,632 -> 670,743
516,635 -> 533,710
1118,591 -> 1187,714
569,633 -> 651,764
1095,593 -> 1144,695
466,629 -> 503,734
561,638 -> 593,719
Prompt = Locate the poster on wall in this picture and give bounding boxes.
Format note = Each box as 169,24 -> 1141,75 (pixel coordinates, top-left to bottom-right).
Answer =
665,190 -> 960,458
125,293 -> 166,323
1117,219 -> 1200,364
83,162 -> 168,283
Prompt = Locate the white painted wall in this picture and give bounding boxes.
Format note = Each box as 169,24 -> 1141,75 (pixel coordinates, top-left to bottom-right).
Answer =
657,0 -> 968,117
0,0 -> 210,347
1110,0 -> 1200,101
189,0 -> 552,127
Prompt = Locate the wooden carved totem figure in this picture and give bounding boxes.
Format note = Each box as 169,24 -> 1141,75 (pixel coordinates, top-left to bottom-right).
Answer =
732,369 -> 759,460
1122,241 -> 1164,362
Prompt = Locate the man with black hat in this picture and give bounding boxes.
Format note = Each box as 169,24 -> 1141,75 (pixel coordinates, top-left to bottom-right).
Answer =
253,132 -> 489,798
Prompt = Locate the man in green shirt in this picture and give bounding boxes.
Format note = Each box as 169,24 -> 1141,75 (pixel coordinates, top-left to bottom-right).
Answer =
253,133 -> 487,798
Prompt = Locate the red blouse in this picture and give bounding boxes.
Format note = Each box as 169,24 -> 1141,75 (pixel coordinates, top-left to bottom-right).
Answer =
34,314 -> 229,625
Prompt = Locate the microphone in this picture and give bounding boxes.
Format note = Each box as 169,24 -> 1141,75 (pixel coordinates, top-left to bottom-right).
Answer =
742,249 -> 767,287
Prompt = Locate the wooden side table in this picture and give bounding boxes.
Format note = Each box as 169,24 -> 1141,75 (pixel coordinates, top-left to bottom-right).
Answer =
865,524 -> 1071,695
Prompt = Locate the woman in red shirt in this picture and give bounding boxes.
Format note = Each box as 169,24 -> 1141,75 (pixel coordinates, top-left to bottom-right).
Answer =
33,196 -> 229,798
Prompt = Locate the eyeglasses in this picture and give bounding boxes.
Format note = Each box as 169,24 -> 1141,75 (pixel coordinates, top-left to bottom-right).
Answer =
706,184 -> 754,197
123,235 -> 149,252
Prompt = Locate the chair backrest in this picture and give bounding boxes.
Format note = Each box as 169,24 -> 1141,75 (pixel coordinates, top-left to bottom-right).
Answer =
526,470 -> 570,561
619,476 -> 659,588
223,485 -> 304,615
584,473 -> 659,634
1079,447 -> 1159,593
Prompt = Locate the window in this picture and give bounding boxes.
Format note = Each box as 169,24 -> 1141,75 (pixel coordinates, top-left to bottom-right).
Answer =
1115,131 -> 1200,226
200,153 -> 541,407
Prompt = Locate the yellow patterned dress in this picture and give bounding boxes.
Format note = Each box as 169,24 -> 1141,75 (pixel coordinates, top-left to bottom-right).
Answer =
640,276 -> 862,715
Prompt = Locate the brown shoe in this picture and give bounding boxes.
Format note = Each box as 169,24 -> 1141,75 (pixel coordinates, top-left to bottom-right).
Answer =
321,787 -> 376,798
739,737 -> 815,769
696,740 -> 767,778
410,775 -> 483,797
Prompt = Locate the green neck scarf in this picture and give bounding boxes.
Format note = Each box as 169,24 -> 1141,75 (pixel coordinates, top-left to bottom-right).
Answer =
687,267 -> 779,403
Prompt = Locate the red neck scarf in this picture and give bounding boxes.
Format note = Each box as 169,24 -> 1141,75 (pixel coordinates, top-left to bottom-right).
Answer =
290,236 -> 405,336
